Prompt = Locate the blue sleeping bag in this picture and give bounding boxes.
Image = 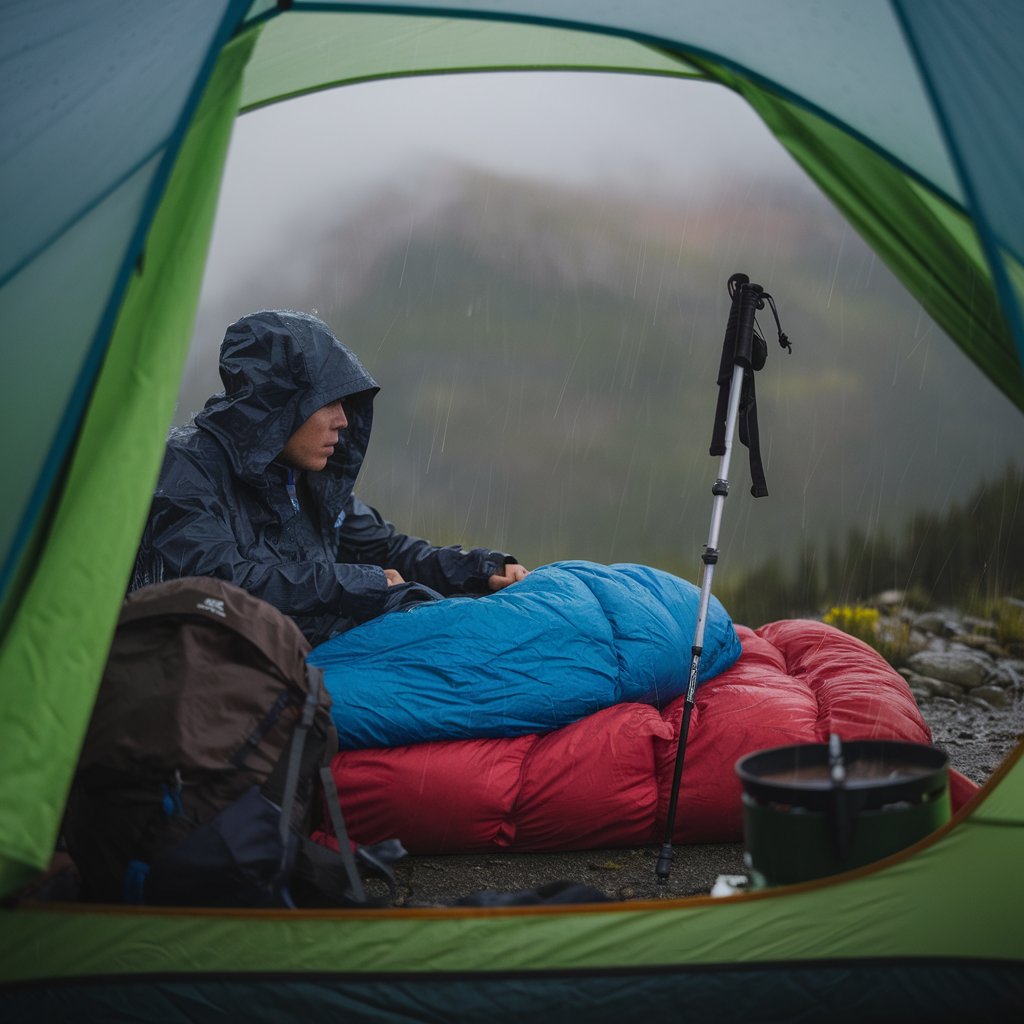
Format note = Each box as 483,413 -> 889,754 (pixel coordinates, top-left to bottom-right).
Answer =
308,560 -> 741,750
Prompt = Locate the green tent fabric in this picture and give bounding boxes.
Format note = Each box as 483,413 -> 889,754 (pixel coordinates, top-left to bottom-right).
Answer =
1,1 -> 1022,1013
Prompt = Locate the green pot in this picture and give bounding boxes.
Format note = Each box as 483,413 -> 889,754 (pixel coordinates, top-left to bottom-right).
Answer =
736,739 -> 950,888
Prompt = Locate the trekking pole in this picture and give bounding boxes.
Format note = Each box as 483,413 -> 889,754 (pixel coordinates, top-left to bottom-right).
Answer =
656,273 -> 790,883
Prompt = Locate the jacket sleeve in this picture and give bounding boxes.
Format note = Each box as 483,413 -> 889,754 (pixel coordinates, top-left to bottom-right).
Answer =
133,453 -> 391,631
339,496 -> 515,595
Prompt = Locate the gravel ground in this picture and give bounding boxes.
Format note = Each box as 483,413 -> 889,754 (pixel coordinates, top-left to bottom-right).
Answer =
384,693 -> 1024,907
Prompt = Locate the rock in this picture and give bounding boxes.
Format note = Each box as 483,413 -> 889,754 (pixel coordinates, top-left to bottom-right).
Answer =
959,634 -> 1006,657
970,685 -> 1014,708
963,615 -> 998,636
901,671 -> 966,700
873,590 -> 906,610
908,629 -> 930,653
906,649 -> 994,690
913,611 -> 961,636
985,660 -> 1024,691
874,617 -> 917,659
983,642 -> 1012,660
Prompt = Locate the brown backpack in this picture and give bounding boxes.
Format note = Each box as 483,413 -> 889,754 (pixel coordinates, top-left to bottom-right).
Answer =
64,577 -> 397,906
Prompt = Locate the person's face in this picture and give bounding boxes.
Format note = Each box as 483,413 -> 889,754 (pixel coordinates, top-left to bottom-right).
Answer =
279,398 -> 348,472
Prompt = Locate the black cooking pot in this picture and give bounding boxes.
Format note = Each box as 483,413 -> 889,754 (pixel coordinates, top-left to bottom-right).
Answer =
736,737 -> 950,887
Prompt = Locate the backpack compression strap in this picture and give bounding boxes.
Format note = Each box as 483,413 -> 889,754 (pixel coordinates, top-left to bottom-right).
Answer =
268,665 -> 367,904
318,765 -> 367,903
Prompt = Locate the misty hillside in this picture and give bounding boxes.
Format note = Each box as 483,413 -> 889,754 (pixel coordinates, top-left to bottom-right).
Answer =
183,167 -> 1024,589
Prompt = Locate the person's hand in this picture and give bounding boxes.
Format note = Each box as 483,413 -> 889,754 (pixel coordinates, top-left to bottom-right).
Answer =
487,563 -> 529,592
384,569 -> 406,586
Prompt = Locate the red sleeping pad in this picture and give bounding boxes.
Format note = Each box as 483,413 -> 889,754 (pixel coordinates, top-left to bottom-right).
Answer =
315,620 -> 978,853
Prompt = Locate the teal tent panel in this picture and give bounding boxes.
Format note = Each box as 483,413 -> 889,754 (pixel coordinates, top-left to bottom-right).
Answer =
1,159 -> 160,595
0,0 -> 238,284
897,0 -> 1024,265
895,0 -> 1024,362
0,0 -> 248,619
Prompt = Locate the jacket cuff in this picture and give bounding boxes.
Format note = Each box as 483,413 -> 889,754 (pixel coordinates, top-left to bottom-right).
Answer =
463,550 -> 516,594
342,563 -> 392,621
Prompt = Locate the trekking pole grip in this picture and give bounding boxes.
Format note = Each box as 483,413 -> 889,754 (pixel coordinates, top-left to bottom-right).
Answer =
728,273 -> 764,370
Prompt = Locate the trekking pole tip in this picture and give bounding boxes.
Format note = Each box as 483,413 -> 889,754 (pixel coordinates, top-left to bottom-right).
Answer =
655,843 -> 674,882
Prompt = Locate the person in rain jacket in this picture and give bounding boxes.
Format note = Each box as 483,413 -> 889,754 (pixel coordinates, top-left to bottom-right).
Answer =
130,310 -> 528,644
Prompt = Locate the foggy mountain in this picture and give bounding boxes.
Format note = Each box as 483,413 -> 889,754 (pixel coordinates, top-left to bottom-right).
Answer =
183,166 -> 1024,587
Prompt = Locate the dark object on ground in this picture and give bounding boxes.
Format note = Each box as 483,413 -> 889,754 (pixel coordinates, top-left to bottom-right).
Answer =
453,880 -> 612,907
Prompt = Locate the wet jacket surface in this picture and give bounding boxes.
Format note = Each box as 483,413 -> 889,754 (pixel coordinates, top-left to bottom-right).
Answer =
131,310 -> 512,644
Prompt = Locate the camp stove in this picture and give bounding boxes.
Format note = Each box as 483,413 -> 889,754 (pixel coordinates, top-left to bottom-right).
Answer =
735,736 -> 951,887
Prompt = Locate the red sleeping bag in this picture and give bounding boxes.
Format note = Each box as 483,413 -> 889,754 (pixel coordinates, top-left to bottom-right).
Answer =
315,620 -> 978,853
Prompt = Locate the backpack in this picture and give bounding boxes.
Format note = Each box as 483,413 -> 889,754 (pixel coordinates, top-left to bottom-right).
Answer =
64,576 -> 403,907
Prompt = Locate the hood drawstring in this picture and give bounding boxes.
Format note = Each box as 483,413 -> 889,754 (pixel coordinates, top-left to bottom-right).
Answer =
285,468 -> 300,513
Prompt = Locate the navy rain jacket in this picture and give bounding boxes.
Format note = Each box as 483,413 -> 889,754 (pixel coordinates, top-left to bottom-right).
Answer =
131,310 -> 513,644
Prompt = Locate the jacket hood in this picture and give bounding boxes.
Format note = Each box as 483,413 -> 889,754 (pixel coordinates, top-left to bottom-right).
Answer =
195,310 -> 379,484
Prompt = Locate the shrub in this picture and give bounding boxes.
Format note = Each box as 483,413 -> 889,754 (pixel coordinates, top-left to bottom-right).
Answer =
823,604 -> 879,644
822,604 -> 913,667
